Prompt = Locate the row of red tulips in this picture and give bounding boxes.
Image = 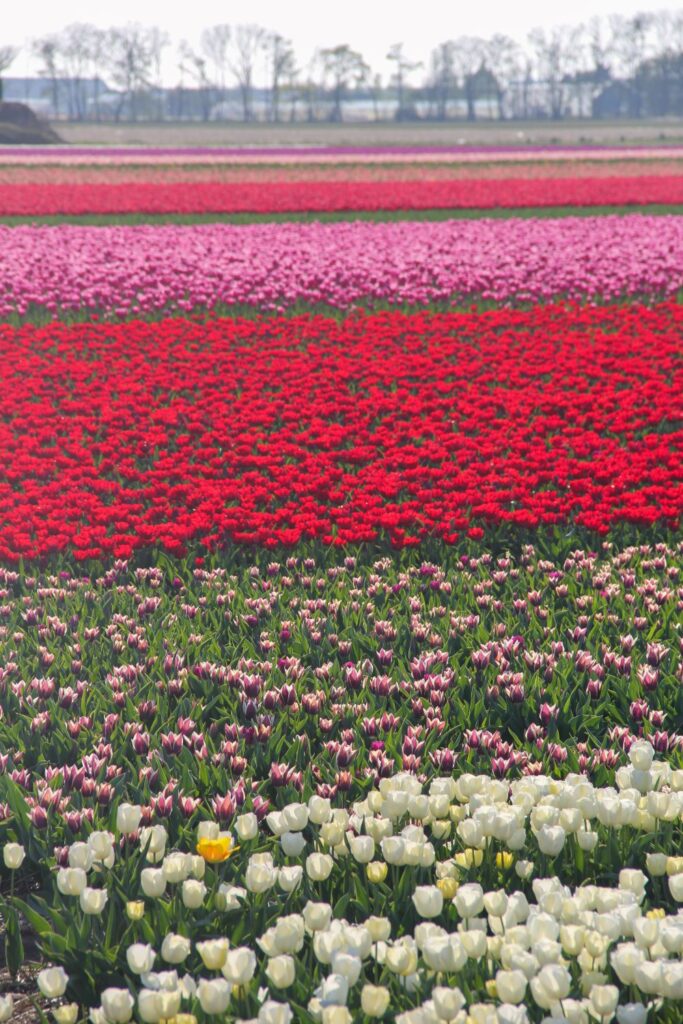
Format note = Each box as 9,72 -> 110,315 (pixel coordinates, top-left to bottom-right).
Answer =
1,176 -> 683,215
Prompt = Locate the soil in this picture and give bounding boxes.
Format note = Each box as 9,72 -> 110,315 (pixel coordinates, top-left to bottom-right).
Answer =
56,117 -> 683,148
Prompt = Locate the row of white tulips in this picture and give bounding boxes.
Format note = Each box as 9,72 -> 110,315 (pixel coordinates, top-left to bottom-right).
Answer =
1,739 -> 683,1023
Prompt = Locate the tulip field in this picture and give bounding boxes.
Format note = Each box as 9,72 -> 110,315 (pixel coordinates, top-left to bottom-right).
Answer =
0,144 -> 682,1024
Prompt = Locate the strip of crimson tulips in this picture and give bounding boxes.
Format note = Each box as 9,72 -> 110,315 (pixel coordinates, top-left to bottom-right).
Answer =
2,175 -> 683,215
0,305 -> 680,561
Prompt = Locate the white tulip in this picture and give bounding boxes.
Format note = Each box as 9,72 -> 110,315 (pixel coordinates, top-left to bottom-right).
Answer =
80,886 -> 108,915
222,946 -> 257,985
432,986 -> 465,1021
181,879 -> 206,908
303,901 -> 333,932
266,955 -> 296,989
197,978 -> 231,1015
140,868 -> 166,899
100,988 -> 134,1023
495,969 -> 527,1004
197,938 -> 229,970
258,999 -> 294,1024
306,852 -> 334,881
2,843 -> 25,870
236,812 -> 258,841
160,933 -> 191,964
0,996 -> 12,1024
280,831 -> 307,857
412,885 -> 443,918
360,984 -> 390,1018
126,943 -> 156,974
454,883 -> 484,919
116,803 -> 142,834
57,867 -> 87,896
37,967 -> 69,998
278,865 -> 304,892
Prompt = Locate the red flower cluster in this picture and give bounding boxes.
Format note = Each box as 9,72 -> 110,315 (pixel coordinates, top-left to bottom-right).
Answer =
2,175 -> 683,215
0,305 -> 680,560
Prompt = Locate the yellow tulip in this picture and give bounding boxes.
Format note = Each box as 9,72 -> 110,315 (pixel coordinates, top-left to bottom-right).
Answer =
196,836 -> 239,863
496,852 -> 514,870
436,877 -> 459,899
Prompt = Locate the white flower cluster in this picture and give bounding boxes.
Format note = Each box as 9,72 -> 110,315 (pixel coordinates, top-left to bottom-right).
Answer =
3,741 -> 683,1023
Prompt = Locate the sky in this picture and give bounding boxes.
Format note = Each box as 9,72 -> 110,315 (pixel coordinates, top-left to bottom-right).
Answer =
5,0 -> 683,85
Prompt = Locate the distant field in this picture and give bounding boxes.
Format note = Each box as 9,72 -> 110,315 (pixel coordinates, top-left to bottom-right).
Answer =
55,117 -> 683,148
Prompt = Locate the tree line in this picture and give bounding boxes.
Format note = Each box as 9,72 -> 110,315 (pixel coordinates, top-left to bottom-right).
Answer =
3,11 -> 683,122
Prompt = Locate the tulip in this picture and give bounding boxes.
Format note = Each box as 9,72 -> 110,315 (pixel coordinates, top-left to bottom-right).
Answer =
101,988 -> 135,1023
266,955 -> 296,989
37,966 -> 69,998
306,852 -> 333,881
412,885 -> 443,918
281,831 -> 306,857
590,985 -> 620,1018
197,938 -> 229,971
495,969 -> 527,1004
222,946 -> 257,985
348,835 -> 375,863
258,1000 -> 294,1024
126,943 -> 156,974
80,886 -> 108,914
116,803 -> 142,834
535,824 -> 566,856
2,843 -> 25,870
181,878 -> 206,908
126,900 -> 145,921
360,984 -> 390,1018
432,986 -> 465,1020
454,883 -> 484,919
52,1005 -> 79,1024
616,1005 -> 649,1024
0,996 -> 12,1023
68,843 -> 93,871
669,874 -> 683,902
57,867 -> 87,896
197,978 -> 231,1015
235,812 -> 258,841
140,866 -> 166,899
366,861 -> 388,883
161,933 -> 191,964
278,865 -> 303,893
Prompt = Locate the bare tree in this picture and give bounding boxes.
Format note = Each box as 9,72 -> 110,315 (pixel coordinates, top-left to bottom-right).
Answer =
386,43 -> 421,119
106,24 -> 167,122
320,44 -> 368,122
428,42 -> 455,120
32,36 -> 62,115
484,34 -> 521,120
178,42 -> 212,121
266,33 -> 296,122
528,26 -> 581,119
0,45 -> 17,103
449,36 -> 486,121
200,24 -> 231,110
228,23 -> 266,122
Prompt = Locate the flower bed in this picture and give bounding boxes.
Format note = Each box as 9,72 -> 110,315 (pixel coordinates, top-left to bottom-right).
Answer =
0,307 -> 680,559
3,217 -> 683,318
2,175 -> 683,215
